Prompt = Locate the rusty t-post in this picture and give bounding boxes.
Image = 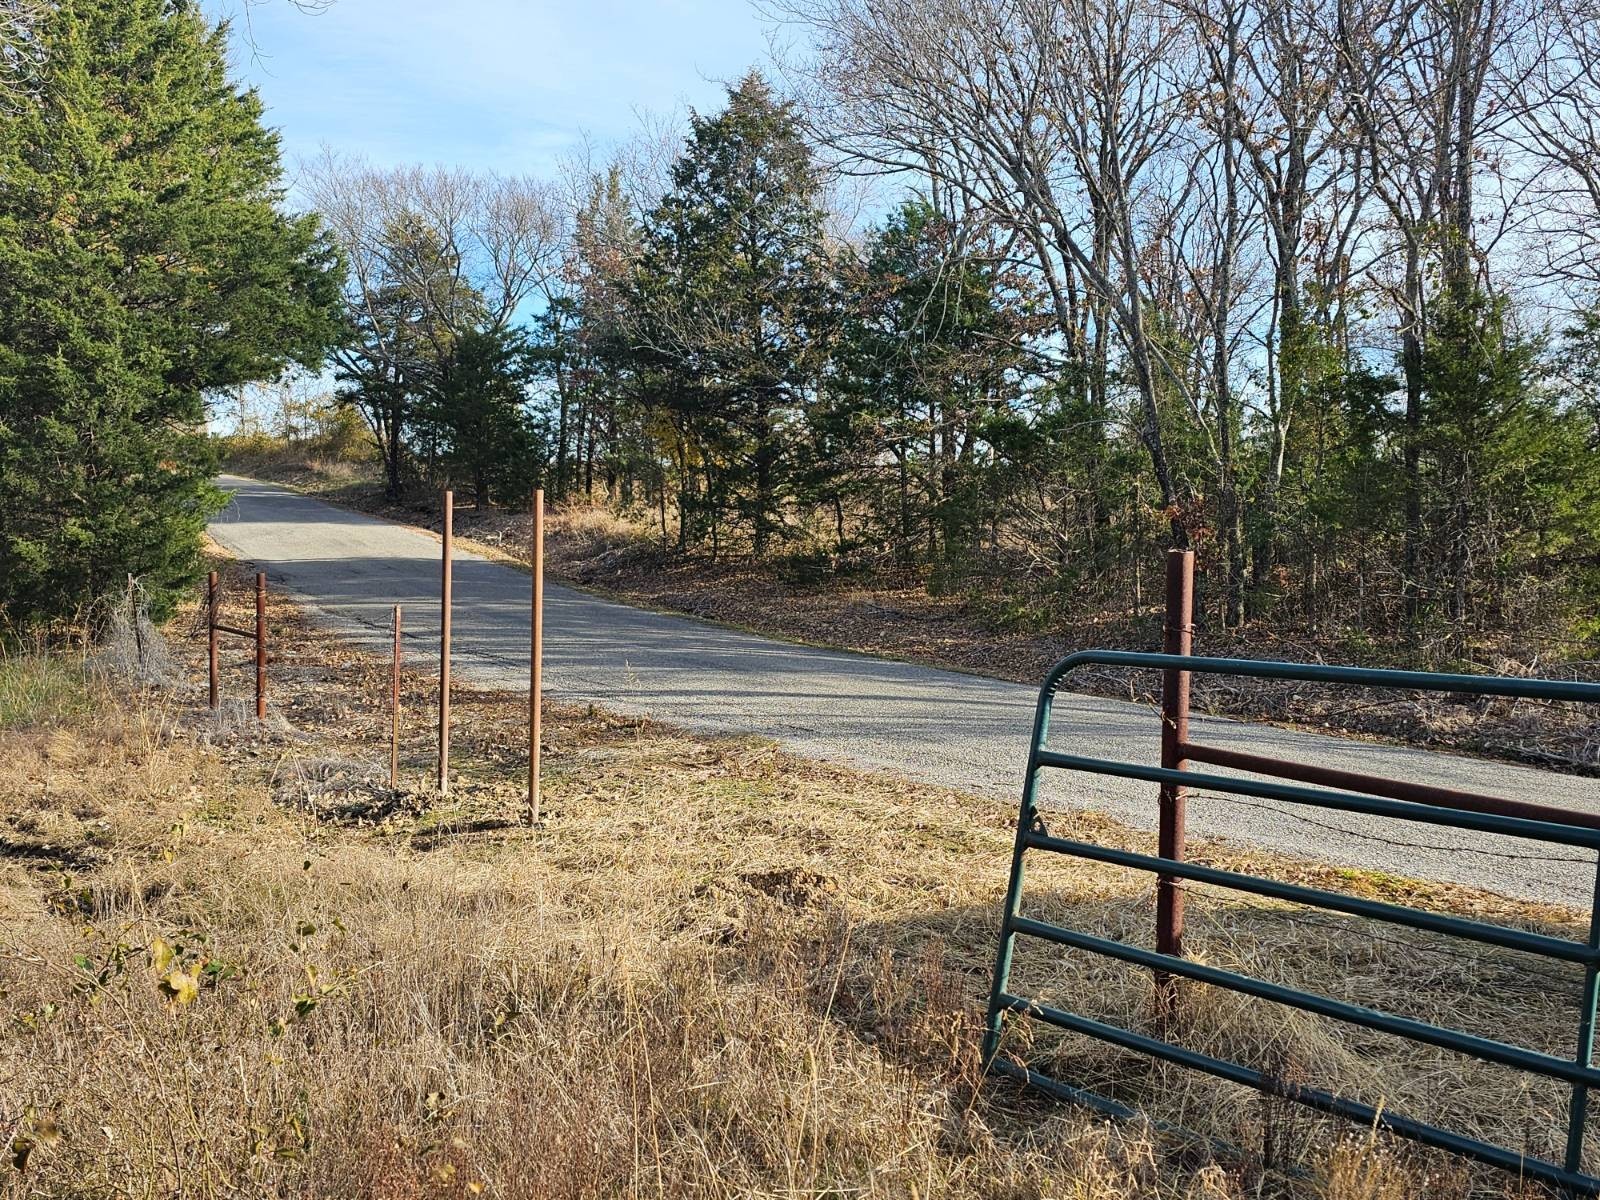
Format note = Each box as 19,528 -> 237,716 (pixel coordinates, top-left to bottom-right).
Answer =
254,572 -> 267,720
1157,549 -> 1195,977
438,490 -> 453,794
391,604 -> 402,790
529,488 -> 544,825
207,571 -> 219,710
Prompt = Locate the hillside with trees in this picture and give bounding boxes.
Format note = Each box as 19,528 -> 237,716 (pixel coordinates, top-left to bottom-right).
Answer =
259,42 -> 1600,676
8,3 -> 1600,1196
7,0 -> 1600,681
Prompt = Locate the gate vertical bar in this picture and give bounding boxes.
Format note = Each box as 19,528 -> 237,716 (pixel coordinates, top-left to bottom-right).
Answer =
1565,854 -> 1600,1173
982,688 -> 1060,1065
1157,549 -> 1194,971
438,490 -> 453,795
529,488 -> 544,825
390,604 -> 402,790
207,571 -> 219,710
254,572 -> 266,720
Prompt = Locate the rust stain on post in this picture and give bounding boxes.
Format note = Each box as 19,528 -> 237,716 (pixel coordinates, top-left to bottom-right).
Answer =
255,572 -> 267,721
391,603 -> 402,790
1157,549 -> 1195,967
529,489 -> 544,825
438,490 -> 453,794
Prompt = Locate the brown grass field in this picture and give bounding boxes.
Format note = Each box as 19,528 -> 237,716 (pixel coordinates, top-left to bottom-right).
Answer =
0,557 -> 1591,1198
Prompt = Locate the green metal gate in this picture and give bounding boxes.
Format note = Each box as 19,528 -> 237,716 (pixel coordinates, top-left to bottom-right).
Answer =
983,646 -> 1600,1194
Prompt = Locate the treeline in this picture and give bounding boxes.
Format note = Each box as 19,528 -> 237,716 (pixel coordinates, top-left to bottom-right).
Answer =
321,58 -> 1600,654
7,0 -> 1600,661
774,0 -> 1600,651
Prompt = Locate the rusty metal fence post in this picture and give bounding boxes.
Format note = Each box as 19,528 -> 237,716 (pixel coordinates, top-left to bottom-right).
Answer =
207,571 -> 219,710
529,488 -> 544,825
203,569 -> 268,720
391,604 -> 402,790
254,572 -> 267,720
438,490 -> 453,794
1157,549 -> 1194,981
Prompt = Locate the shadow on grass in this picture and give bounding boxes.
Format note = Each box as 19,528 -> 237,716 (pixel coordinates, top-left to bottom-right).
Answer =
410,815 -> 525,850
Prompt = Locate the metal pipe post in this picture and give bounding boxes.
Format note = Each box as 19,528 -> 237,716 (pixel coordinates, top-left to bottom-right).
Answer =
438,490 -> 453,794
391,604 -> 402,790
207,571 -> 219,710
1157,549 -> 1194,964
254,572 -> 266,720
529,488 -> 544,825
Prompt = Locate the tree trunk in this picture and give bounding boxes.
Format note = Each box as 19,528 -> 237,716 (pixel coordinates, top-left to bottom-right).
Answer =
1401,246 -> 1425,626
554,370 -> 570,499
385,407 -> 404,501
752,391 -> 778,558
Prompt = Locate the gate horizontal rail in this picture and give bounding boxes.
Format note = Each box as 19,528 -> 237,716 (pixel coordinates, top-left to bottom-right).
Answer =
1034,747 -> 1600,846
982,643 -> 1600,1195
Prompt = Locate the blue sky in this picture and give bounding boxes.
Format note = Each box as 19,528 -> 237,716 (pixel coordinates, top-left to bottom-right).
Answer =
206,0 -> 780,187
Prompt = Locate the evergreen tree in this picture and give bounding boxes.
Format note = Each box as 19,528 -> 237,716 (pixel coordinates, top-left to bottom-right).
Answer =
421,325 -> 542,508
1422,292 -> 1600,640
1559,311 -> 1600,450
0,0 -> 341,625
832,201 -> 1045,568
629,73 -> 836,556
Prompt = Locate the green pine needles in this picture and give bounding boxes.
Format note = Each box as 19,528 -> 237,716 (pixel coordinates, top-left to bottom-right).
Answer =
0,0 -> 342,628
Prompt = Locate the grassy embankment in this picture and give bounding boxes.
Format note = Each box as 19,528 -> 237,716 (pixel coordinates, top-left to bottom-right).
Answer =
0,556 -> 1590,1197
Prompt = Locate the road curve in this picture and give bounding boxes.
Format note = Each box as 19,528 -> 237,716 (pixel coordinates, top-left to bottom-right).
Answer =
210,475 -> 1599,905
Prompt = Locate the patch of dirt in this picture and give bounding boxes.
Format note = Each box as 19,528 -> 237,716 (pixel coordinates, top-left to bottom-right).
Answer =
273,757 -> 422,826
739,866 -> 840,907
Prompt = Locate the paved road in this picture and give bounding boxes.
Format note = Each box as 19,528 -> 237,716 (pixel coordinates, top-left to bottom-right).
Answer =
210,475 -> 1599,905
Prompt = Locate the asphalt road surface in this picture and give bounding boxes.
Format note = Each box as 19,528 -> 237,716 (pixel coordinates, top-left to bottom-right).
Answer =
210,475 -> 1599,905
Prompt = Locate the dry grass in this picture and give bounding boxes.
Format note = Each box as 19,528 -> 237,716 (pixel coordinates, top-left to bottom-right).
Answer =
217,430 -> 379,497
0,561 -> 1584,1197
0,650 -> 92,731
545,502 -> 657,558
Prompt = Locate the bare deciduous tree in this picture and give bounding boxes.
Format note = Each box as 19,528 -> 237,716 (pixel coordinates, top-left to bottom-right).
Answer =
1331,0 -> 1528,613
303,154 -> 565,496
0,0 -> 44,111
776,0 -> 1200,545
1516,0 -> 1600,297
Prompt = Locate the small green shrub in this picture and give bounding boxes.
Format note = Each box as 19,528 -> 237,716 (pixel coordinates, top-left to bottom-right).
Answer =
0,649 -> 91,730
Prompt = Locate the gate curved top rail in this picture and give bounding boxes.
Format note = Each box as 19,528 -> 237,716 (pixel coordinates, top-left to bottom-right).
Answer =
1030,648 -> 1600,841
1038,646 -> 1600,705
